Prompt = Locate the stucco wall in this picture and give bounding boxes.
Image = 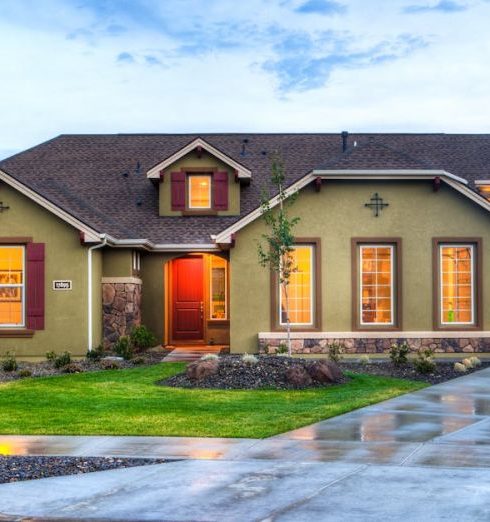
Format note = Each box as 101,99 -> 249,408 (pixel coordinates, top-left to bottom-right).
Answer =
230,180 -> 490,353
0,182 -> 95,357
159,149 -> 240,216
102,249 -> 133,277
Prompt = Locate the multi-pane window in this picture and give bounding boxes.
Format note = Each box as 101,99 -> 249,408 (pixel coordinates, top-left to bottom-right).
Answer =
210,256 -> 227,320
0,246 -> 24,327
188,175 -> 211,209
280,245 -> 314,326
440,245 -> 474,325
360,245 -> 394,325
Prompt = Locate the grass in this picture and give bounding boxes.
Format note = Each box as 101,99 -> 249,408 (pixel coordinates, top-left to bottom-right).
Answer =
0,363 -> 427,439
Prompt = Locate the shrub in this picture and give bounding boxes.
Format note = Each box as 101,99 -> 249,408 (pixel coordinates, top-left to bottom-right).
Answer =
462,358 -> 474,369
132,356 -> 145,365
52,351 -> 72,369
390,343 -> 410,366
242,353 -> 258,365
469,356 -> 482,367
86,344 -> 105,361
327,343 -> 344,364
130,326 -> 157,351
277,343 -> 288,355
454,362 -> 467,373
1,352 -> 18,372
100,359 -> 121,370
359,355 -> 371,365
113,336 -> 133,360
17,368 -> 32,378
63,363 -> 84,374
262,344 -> 269,355
414,349 -> 436,374
45,351 -> 56,362
200,353 -> 219,361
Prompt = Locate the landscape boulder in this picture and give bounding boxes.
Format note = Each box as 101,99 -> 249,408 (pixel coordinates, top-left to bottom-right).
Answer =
285,365 -> 312,387
186,359 -> 219,381
307,360 -> 343,384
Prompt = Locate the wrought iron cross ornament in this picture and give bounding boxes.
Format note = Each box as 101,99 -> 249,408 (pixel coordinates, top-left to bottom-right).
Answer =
0,201 -> 9,213
365,193 -> 388,217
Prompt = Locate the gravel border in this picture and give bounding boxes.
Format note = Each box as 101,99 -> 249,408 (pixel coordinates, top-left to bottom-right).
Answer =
0,456 -> 168,484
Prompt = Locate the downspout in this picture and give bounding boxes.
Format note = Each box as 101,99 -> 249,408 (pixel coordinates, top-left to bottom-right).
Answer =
87,236 -> 107,352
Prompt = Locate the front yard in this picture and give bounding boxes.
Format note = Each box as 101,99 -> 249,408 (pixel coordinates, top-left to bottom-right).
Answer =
0,363 -> 425,438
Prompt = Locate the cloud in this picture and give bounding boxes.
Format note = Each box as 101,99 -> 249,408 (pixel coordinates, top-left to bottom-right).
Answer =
116,51 -> 135,64
403,1 -> 468,13
295,0 -> 347,15
144,55 -> 162,66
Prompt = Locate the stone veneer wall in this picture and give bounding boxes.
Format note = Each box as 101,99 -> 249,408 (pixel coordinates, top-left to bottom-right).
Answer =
259,336 -> 490,354
102,278 -> 142,347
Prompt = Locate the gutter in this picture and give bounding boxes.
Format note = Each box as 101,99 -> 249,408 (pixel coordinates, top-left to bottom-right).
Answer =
87,236 -> 107,352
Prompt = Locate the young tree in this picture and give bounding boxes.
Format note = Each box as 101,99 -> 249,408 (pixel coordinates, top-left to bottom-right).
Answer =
257,154 -> 300,356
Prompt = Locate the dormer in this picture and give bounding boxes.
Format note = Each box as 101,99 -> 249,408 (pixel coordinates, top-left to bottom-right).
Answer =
147,138 -> 251,217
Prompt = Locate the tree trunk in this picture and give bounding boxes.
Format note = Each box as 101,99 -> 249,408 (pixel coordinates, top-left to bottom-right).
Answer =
283,282 -> 292,357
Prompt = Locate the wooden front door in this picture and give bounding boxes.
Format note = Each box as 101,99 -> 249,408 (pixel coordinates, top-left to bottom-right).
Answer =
172,257 -> 204,341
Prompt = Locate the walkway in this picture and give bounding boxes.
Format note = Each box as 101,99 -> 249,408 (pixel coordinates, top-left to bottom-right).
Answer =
162,344 -> 228,362
1,369 -> 490,520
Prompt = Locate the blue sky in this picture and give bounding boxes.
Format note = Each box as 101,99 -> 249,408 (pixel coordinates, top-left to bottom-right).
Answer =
1,0 -> 489,158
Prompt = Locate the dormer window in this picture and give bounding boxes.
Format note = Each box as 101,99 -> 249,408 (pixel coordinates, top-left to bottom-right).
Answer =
189,174 -> 212,209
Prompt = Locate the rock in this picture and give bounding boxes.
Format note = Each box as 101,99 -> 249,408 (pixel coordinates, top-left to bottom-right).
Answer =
307,360 -> 343,384
102,284 -> 116,306
186,360 -> 219,380
285,365 -> 312,387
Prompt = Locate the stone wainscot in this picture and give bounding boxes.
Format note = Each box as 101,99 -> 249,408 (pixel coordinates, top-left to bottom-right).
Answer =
102,277 -> 142,347
259,332 -> 490,355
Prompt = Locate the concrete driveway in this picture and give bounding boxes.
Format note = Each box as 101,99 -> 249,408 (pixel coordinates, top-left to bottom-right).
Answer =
1,368 -> 490,521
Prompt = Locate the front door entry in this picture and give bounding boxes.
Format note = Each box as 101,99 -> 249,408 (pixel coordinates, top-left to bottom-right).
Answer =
172,257 -> 204,341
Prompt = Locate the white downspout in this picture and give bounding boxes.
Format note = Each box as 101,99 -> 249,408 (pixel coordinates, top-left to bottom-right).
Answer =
87,236 -> 107,352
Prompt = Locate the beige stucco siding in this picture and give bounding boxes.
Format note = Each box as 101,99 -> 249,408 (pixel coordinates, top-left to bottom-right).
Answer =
159,149 -> 240,216
0,182 -> 96,357
102,249 -> 133,277
230,180 -> 490,353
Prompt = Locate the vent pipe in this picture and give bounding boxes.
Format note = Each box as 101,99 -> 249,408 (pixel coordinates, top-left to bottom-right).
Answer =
341,131 -> 349,152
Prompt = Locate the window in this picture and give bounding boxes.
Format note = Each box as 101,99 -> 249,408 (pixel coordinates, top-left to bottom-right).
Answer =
188,175 -> 211,209
439,244 -> 475,325
359,245 -> 394,325
0,246 -> 25,327
210,256 -> 227,320
476,182 -> 490,201
132,250 -> 141,274
279,245 -> 314,326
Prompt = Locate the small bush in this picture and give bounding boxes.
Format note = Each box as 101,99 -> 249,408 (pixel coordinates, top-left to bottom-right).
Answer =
414,349 -> 436,374
17,368 -> 32,378
63,363 -> 84,374
200,353 -> 219,361
454,362 -> 467,373
100,359 -> 121,370
359,355 -> 371,365
45,351 -> 56,362
132,356 -> 145,365
390,343 -> 410,366
327,343 -> 344,364
242,353 -> 258,365
277,343 -> 288,355
469,356 -> 482,367
1,352 -> 18,372
262,344 -> 270,355
53,351 -> 72,369
113,337 -> 133,360
86,344 -> 105,361
462,358 -> 474,369
130,326 -> 157,351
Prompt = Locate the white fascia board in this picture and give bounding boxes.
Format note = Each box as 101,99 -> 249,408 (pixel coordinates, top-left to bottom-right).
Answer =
0,169 -> 101,242
146,137 -> 252,179
475,180 -> 490,185
312,169 -> 468,185
443,178 -> 490,213
102,234 -> 219,252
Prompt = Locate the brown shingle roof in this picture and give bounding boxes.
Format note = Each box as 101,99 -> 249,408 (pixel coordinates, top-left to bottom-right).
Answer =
0,133 -> 489,244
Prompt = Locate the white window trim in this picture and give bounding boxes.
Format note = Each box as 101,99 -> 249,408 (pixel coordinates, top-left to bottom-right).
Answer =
439,243 -> 475,326
0,245 -> 25,328
209,257 -> 227,321
188,174 -> 212,210
359,244 -> 395,327
279,245 -> 314,327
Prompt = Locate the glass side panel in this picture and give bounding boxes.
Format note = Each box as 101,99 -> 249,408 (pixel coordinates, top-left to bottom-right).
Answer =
210,256 -> 227,320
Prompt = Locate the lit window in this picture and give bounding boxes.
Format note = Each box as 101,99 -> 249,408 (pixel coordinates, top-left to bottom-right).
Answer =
280,245 -> 313,326
476,182 -> 490,200
210,256 -> 227,320
440,245 -> 474,325
360,245 -> 394,325
0,246 -> 24,327
189,175 -> 211,209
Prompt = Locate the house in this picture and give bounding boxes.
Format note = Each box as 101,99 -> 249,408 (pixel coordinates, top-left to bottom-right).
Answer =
0,132 -> 489,358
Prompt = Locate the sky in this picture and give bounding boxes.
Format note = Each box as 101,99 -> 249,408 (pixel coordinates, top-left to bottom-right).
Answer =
0,0 -> 490,159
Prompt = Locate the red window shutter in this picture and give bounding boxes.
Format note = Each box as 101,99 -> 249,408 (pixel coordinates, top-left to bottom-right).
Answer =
171,171 -> 186,210
213,171 -> 228,210
26,243 -> 45,330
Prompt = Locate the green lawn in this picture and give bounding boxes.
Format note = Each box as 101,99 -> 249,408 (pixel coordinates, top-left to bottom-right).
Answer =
0,363 -> 426,438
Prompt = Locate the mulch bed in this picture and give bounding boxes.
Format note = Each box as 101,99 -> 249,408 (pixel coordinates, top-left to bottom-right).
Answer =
340,360 -> 490,385
0,349 -> 169,383
160,355 -> 348,390
0,456 -> 167,484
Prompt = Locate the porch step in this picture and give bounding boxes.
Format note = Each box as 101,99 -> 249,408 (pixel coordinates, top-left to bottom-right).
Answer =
163,345 -> 229,363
